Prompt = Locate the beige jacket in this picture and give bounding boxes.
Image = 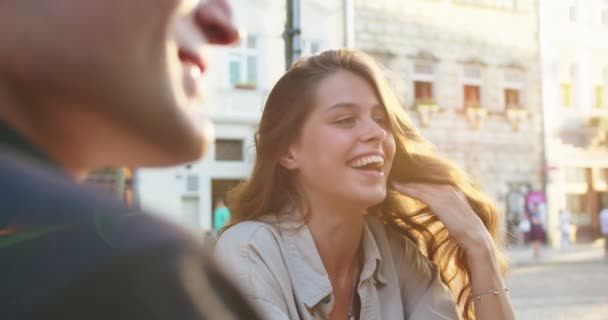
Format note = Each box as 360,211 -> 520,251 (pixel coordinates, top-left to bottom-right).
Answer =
215,211 -> 461,320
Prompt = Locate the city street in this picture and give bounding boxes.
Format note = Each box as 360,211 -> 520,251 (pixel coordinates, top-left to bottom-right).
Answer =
507,245 -> 608,320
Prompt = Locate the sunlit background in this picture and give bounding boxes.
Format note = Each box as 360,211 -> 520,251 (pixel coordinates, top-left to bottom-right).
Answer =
85,1 -> 608,318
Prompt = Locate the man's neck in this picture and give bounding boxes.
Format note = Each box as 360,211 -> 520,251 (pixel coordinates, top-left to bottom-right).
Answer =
0,84 -> 87,179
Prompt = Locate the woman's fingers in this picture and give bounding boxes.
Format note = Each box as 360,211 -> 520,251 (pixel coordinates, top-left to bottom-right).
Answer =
391,181 -> 489,250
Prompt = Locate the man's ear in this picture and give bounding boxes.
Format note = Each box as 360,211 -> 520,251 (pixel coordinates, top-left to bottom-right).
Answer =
279,149 -> 299,170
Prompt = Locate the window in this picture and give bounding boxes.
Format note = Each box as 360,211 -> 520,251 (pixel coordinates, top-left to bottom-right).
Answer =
464,67 -> 482,79
602,0 -> 608,26
495,0 -> 516,9
505,89 -> 520,109
566,193 -> 588,224
215,139 -> 244,161
310,42 -> 321,54
561,83 -> 573,108
228,35 -> 258,89
186,174 -> 199,192
565,167 -> 587,184
463,65 -> 483,109
181,196 -> 200,226
412,62 -> 436,106
456,0 -> 478,4
596,85 -> 605,109
594,168 -> 608,190
568,2 -> 577,23
415,81 -> 434,103
301,39 -> 322,56
504,70 -> 523,109
454,0 -> 516,9
464,85 -> 481,109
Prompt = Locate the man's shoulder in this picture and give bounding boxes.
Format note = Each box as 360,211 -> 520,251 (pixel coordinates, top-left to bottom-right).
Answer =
0,153 -> 206,318
0,151 -> 193,249
0,153 -> 261,320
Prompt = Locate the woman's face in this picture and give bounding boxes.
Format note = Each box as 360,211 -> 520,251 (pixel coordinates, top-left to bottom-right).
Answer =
285,70 -> 396,209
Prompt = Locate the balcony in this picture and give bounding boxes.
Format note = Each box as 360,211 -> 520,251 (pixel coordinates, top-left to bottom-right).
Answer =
415,100 -> 439,128
505,105 -> 528,131
587,115 -> 608,149
465,105 -> 487,130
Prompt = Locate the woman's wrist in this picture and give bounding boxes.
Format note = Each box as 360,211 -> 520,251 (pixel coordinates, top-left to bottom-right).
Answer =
462,232 -> 497,263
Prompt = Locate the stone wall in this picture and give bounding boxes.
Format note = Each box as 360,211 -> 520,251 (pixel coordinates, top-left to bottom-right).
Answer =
354,0 -> 543,213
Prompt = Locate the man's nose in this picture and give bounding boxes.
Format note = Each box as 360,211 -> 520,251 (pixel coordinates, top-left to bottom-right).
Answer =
195,0 -> 240,45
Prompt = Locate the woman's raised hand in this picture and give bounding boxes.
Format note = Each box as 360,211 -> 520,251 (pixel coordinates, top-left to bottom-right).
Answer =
390,182 -> 495,256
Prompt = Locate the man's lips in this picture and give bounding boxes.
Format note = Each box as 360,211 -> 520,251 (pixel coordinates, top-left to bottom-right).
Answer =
178,49 -> 207,74
195,1 -> 240,45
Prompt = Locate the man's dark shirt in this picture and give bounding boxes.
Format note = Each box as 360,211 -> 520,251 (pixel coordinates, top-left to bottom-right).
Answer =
0,122 -> 258,319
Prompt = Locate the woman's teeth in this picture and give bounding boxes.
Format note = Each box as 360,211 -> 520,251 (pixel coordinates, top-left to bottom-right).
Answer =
347,155 -> 384,168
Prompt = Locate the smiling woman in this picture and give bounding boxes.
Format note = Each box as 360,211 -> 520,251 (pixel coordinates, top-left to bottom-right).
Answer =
215,49 -> 515,320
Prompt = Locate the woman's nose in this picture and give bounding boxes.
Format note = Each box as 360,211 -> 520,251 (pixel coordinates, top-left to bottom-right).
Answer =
361,118 -> 387,142
195,0 -> 240,45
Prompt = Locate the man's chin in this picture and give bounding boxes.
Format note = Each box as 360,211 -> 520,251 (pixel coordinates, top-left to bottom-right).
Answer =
138,122 -> 213,168
171,128 -> 212,164
173,107 -> 215,160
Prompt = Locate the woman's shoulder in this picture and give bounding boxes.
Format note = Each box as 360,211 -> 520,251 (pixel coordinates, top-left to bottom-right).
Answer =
216,218 -> 284,250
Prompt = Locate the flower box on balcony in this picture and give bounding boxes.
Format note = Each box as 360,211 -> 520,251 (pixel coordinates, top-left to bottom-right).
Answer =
233,82 -> 257,90
465,105 -> 487,130
588,115 -> 608,149
505,107 -> 528,131
415,101 -> 439,127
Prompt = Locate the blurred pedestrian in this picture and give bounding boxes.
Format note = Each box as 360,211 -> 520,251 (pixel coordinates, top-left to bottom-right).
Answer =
0,1 -> 260,319
518,215 -> 532,246
213,198 -> 231,232
559,209 -> 572,249
600,206 -> 608,258
529,202 -> 545,258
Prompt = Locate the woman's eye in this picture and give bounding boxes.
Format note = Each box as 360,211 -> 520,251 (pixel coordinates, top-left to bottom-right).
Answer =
335,117 -> 356,125
374,116 -> 390,128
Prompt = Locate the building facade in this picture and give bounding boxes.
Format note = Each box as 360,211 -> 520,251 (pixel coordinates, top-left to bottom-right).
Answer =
353,0 -> 544,242
539,0 -> 608,245
136,0 -> 347,232
87,1 -> 608,246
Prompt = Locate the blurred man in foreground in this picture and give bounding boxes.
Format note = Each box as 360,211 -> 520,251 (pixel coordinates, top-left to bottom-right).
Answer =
0,1 -> 259,319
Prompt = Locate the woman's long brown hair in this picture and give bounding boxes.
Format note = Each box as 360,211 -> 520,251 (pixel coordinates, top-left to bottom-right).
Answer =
224,49 -> 506,319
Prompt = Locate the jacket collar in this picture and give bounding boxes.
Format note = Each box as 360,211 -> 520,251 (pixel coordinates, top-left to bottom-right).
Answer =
0,120 -> 60,172
271,207 -> 389,309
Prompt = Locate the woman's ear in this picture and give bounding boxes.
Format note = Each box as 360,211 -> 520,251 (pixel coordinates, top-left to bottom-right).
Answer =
279,149 -> 299,170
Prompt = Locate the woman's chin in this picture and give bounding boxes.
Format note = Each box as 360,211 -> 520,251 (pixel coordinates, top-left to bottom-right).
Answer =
346,192 -> 387,210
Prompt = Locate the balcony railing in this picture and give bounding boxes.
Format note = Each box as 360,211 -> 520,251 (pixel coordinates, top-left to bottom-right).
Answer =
415,100 -> 439,128
505,106 -> 528,131
465,105 -> 487,130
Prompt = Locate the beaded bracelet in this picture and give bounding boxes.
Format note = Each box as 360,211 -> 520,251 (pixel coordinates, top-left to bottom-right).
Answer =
471,287 -> 510,302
